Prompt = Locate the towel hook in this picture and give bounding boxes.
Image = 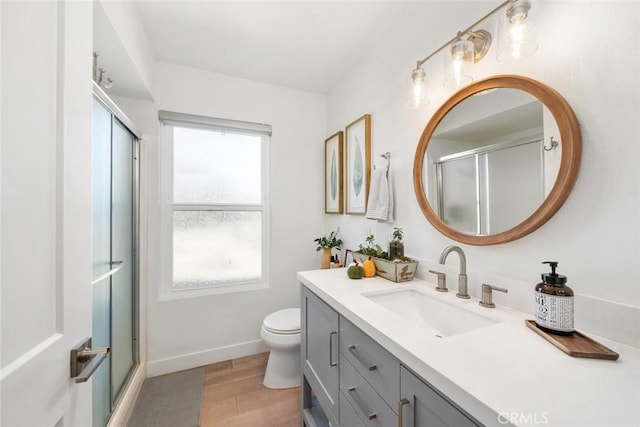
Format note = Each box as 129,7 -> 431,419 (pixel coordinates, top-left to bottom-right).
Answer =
544,137 -> 559,151
380,152 -> 391,176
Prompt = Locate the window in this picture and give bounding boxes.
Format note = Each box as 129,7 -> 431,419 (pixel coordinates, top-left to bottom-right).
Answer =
159,111 -> 271,298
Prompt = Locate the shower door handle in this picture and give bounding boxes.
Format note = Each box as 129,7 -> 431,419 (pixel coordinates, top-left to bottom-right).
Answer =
91,260 -> 124,285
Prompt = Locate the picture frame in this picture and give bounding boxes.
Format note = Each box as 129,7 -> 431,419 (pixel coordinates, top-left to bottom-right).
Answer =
345,114 -> 371,215
343,249 -> 354,267
324,131 -> 344,214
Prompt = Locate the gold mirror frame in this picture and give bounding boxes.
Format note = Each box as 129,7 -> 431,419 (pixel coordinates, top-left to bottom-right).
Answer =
413,75 -> 582,245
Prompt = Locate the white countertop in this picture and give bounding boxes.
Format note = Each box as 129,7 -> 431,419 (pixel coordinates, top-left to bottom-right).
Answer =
298,269 -> 640,427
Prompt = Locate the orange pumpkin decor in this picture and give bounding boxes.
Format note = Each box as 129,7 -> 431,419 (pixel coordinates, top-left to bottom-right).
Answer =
363,257 -> 376,278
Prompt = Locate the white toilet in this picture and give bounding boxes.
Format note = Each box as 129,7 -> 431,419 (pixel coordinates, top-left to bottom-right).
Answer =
260,308 -> 301,389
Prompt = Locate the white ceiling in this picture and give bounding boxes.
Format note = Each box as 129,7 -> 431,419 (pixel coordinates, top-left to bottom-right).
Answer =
91,1 -> 502,98
131,1 -> 496,95
133,1 -> 397,93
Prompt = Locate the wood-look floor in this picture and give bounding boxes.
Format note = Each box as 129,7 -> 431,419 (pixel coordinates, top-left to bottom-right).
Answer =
200,352 -> 301,426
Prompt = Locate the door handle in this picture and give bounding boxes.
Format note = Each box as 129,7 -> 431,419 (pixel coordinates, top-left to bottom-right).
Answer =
347,344 -> 377,371
70,337 -> 110,383
329,331 -> 338,367
348,386 -> 377,420
398,398 -> 410,427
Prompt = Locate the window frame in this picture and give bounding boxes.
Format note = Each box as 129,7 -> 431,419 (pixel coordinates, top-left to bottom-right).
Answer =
158,111 -> 271,300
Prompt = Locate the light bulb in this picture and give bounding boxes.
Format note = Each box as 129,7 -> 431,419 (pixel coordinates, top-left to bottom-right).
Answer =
497,0 -> 537,62
444,38 -> 474,90
407,66 -> 428,109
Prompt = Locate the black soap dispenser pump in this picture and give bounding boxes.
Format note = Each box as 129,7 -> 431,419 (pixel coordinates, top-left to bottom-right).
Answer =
534,261 -> 574,335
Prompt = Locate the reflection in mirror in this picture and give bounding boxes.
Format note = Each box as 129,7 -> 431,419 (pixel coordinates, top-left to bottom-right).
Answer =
425,89 -> 560,235
413,75 -> 581,246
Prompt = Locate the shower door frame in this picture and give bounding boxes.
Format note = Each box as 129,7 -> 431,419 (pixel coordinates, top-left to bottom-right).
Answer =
93,82 -> 141,425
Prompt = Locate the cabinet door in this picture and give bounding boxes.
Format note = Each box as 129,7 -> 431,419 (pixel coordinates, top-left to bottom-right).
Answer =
400,366 -> 479,427
302,287 -> 340,426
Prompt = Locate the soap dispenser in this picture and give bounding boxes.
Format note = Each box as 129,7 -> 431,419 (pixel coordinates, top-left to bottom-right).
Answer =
534,261 -> 574,335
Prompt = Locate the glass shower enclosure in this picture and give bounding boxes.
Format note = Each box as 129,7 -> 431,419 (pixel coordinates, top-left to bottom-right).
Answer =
92,89 -> 140,427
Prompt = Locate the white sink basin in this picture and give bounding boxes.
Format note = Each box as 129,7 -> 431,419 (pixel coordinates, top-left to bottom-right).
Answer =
363,287 -> 499,337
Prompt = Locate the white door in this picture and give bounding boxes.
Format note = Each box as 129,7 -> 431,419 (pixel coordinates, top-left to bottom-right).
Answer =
1,1 -> 94,426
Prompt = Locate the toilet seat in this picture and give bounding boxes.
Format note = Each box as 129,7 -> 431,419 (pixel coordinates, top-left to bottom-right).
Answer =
263,308 -> 300,335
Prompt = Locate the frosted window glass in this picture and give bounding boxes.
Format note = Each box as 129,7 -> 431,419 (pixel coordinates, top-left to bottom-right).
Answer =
173,211 -> 262,288
173,127 -> 261,204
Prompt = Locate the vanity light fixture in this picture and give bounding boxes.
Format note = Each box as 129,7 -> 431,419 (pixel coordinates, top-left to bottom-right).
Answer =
407,64 -> 428,109
444,33 -> 475,90
497,0 -> 538,62
408,27 -> 491,108
407,0 -> 537,109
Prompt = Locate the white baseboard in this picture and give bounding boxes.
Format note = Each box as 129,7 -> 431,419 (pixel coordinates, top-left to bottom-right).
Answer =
146,339 -> 269,378
107,362 -> 146,427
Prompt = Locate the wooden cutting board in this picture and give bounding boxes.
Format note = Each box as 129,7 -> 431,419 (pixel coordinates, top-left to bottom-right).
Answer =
525,320 -> 619,360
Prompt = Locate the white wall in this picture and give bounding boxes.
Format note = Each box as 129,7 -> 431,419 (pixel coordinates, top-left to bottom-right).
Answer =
95,0 -> 155,100
116,62 -> 326,375
110,1 -> 639,374
325,2 -> 639,344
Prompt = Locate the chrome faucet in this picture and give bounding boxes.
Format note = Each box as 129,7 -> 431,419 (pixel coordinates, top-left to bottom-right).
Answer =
438,245 -> 469,299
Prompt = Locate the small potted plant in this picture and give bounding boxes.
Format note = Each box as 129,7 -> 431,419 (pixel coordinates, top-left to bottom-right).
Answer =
314,228 -> 343,269
357,234 -> 387,259
389,227 -> 405,258
353,232 -> 417,282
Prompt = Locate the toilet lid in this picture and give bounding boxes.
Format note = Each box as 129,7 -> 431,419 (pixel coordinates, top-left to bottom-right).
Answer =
263,308 -> 300,334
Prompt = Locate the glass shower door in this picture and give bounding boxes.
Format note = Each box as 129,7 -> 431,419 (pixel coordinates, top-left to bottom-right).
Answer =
111,119 -> 136,402
92,97 -> 138,427
440,155 -> 478,234
92,99 -> 112,427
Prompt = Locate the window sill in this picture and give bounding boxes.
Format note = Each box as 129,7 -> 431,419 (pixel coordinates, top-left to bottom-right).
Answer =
158,281 -> 271,301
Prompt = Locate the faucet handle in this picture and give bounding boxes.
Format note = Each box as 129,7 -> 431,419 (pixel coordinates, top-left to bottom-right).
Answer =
479,283 -> 508,308
428,270 -> 448,292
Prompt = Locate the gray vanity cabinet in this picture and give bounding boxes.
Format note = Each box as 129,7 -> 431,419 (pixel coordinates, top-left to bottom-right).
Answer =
400,366 -> 481,427
301,285 -> 482,427
301,287 -> 340,426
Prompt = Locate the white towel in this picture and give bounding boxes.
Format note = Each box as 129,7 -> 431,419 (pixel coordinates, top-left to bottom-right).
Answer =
365,169 -> 394,222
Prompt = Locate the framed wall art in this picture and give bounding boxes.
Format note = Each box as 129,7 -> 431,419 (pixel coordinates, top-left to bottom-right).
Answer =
324,131 -> 343,214
343,249 -> 354,267
345,114 -> 371,215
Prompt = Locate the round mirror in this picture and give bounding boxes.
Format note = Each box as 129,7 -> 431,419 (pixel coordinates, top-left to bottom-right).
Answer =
413,75 -> 581,245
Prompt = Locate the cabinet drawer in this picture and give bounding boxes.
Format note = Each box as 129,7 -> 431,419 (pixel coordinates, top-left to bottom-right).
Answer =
340,391 -> 366,427
340,317 -> 399,410
341,358 -> 396,427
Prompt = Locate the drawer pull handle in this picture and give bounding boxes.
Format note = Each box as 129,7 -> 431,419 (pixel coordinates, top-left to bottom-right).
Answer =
398,398 -> 410,427
347,344 -> 377,371
348,386 -> 377,420
329,331 -> 338,367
